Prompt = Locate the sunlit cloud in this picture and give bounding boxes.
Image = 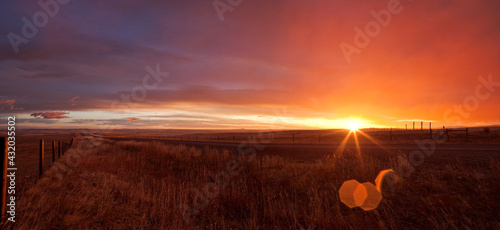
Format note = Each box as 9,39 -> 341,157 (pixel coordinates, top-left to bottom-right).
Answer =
0,0 -> 499,129
30,112 -> 70,119
127,117 -> 140,122
0,99 -> 23,111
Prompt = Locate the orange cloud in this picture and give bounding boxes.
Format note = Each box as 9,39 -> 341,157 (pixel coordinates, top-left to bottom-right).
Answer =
30,112 -> 70,119
0,99 -> 23,111
127,117 -> 140,122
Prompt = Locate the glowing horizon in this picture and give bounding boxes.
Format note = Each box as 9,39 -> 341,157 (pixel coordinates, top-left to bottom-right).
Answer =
1,1 -> 499,129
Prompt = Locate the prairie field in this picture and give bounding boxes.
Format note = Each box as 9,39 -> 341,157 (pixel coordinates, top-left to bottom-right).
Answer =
94,127 -> 500,144
3,129 -> 500,229
3,130 -> 76,202
3,0 -> 500,229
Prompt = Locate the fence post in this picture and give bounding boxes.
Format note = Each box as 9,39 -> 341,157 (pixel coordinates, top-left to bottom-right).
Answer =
443,126 -> 449,141
406,124 -> 407,131
1,137 -> 7,218
39,139 -> 44,179
52,141 -> 55,164
429,122 -> 432,139
218,136 -> 220,142
58,141 -> 61,157
466,128 -> 469,142
413,122 -> 415,130
421,121 -> 423,131
390,128 -> 392,141
292,134 -> 295,143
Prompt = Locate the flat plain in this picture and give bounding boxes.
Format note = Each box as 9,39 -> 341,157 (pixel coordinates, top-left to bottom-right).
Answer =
3,128 -> 500,229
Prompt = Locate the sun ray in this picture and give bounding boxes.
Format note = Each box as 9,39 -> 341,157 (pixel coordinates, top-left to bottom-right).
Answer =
357,130 -> 395,156
334,130 -> 352,156
353,130 -> 364,165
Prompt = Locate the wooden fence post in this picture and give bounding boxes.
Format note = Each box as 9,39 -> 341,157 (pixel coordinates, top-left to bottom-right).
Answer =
390,128 -> 392,141
429,122 -> 432,139
52,141 -> 55,164
466,128 -> 469,142
421,121 -> 423,131
292,134 -> 295,143
1,137 -> 7,218
406,124 -> 407,131
58,141 -> 61,157
413,122 -> 415,130
39,139 -> 44,179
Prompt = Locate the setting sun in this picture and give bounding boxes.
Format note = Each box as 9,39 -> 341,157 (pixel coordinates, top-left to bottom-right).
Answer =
348,122 -> 360,131
341,118 -> 369,131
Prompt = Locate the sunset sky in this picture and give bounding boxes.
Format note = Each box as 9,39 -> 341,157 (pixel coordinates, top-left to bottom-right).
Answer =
1,0 -> 499,129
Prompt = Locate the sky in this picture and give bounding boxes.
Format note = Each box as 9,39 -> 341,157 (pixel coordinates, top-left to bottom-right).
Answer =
1,0 -> 499,130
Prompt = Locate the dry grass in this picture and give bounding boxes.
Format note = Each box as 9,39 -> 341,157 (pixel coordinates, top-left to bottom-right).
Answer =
8,137 -> 500,229
3,132 -> 75,201
97,127 -> 500,144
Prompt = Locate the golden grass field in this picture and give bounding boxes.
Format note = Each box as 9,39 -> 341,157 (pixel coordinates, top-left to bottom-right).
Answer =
2,128 -> 499,229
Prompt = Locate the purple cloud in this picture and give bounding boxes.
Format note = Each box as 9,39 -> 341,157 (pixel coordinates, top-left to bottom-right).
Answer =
0,99 -> 23,111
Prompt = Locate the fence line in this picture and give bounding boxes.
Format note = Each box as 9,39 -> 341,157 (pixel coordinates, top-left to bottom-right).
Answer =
0,136 -> 75,218
39,136 -> 75,179
159,122 -> 445,143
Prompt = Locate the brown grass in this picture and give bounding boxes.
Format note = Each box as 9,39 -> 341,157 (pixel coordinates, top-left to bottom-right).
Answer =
97,127 -> 500,144
3,132 -> 75,201
10,137 -> 500,229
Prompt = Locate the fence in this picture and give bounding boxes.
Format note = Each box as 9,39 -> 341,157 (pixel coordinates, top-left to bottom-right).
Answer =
1,136 -> 75,219
443,126 -> 469,141
39,136 -> 74,179
161,122 -> 439,143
